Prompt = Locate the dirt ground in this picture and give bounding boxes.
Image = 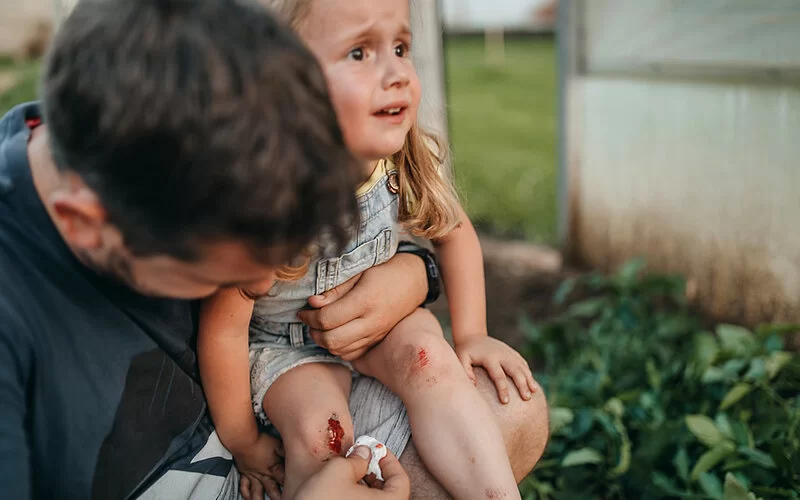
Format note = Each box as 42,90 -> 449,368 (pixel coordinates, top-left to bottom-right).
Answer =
428,235 -> 578,351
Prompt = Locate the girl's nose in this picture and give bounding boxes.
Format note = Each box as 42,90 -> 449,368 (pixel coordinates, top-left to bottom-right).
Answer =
382,55 -> 410,89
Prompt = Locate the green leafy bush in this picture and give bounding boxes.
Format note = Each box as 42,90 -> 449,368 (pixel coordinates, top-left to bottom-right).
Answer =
521,259 -> 800,499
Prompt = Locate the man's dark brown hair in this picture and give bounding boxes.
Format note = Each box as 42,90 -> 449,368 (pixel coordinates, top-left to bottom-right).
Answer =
42,0 -> 360,263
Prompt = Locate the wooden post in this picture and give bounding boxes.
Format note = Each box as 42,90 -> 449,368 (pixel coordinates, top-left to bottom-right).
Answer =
51,0 -> 78,26
410,0 -> 449,140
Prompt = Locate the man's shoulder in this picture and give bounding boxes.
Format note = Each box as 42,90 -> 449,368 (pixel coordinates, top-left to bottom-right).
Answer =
0,102 -> 38,199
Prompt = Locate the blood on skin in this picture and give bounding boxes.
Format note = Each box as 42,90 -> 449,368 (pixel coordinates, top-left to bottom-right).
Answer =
417,348 -> 430,368
327,415 -> 345,455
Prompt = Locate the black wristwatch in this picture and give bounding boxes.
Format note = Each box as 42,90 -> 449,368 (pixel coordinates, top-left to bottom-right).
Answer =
396,242 -> 441,306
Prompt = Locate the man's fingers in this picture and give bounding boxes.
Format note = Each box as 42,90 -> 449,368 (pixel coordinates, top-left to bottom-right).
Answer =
306,273 -> 362,309
486,362 -> 510,404
240,475 -> 252,500
377,450 -> 411,497
298,294 -> 368,333
264,478 -> 282,500
344,445 -> 372,481
249,476 -> 264,500
309,318 -> 370,354
363,472 -> 383,489
270,462 -> 286,486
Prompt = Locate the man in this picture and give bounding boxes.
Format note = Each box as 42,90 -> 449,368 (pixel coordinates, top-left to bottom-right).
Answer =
0,0 -> 548,498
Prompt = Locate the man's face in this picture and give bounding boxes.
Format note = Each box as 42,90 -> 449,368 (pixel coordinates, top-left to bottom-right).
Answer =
77,234 -> 279,299
35,131 -> 281,300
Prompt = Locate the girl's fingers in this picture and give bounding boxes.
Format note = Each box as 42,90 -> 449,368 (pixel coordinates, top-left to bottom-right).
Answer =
485,361 -> 510,404
458,353 -> 477,384
508,365 -> 532,401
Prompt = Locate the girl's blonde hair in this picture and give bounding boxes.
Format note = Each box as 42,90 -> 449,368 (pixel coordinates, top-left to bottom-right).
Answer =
263,0 -> 461,281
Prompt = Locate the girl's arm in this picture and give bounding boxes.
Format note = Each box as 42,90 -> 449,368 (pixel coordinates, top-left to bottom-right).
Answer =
433,204 -> 487,345
197,288 -> 259,454
435,205 -> 537,403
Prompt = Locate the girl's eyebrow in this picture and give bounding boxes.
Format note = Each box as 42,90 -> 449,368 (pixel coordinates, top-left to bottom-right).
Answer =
332,21 -> 412,46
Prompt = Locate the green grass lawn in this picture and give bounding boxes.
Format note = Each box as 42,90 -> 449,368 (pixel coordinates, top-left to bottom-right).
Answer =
0,37 -> 558,242
0,59 -> 39,116
445,36 -> 557,243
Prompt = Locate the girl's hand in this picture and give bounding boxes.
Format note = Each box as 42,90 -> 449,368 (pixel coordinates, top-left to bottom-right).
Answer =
236,433 -> 285,500
455,336 -> 537,405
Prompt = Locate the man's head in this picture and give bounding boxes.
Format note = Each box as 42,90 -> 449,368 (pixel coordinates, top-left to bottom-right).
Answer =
40,0 -> 360,298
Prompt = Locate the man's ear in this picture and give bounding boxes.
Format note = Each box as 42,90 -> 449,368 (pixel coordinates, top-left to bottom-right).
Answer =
51,187 -> 108,250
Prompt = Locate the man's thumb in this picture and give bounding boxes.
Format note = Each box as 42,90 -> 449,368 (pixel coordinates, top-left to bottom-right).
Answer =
346,445 -> 372,480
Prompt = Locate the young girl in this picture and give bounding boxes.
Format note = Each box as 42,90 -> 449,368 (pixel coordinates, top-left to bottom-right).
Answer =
198,0 -> 537,498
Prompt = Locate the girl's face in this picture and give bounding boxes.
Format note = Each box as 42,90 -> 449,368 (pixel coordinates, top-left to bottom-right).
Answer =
299,0 -> 421,166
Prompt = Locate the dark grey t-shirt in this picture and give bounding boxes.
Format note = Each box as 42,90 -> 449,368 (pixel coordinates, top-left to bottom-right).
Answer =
0,103 -> 232,499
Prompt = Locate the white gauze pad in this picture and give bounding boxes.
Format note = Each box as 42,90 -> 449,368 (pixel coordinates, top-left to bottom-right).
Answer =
345,435 -> 388,481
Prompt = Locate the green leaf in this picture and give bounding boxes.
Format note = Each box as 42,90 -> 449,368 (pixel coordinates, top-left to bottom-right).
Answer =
694,332 -> 720,369
561,448 -> 604,467
744,358 -> 767,382
730,421 -> 753,448
674,447 -> 690,482
715,414 -> 734,440
646,359 -> 661,391
703,367 -> 729,384
721,359 -> 749,378
553,277 -> 577,305
548,407 -> 574,435
717,324 -> 757,357
720,383 -> 753,410
686,415 -> 725,447
699,472 -> 724,499
723,473 -> 752,500
653,471 -> 686,496
616,257 -> 646,284
566,297 -> 607,318
691,441 -> 736,480
765,351 -> 794,380
737,447 -> 776,469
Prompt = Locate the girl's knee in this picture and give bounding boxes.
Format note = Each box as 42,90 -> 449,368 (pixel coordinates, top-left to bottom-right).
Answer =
390,330 -> 464,388
283,411 -> 355,461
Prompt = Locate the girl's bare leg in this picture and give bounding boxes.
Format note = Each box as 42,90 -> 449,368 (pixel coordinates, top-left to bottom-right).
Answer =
353,309 -> 520,500
263,363 -> 353,499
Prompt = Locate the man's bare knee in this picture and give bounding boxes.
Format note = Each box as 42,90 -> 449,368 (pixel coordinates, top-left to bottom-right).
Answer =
474,368 -> 549,481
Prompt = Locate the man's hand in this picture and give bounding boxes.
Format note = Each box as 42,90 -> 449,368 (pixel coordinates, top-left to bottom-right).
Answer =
236,434 -> 285,500
295,446 -> 410,500
297,253 -> 427,361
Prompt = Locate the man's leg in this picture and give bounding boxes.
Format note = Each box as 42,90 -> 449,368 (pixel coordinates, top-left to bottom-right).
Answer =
399,368 -> 549,499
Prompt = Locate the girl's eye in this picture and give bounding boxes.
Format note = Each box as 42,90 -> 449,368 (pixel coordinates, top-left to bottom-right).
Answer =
394,44 -> 409,58
348,48 -> 365,61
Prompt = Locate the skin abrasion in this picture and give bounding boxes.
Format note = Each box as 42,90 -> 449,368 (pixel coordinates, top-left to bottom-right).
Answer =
327,414 -> 345,455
